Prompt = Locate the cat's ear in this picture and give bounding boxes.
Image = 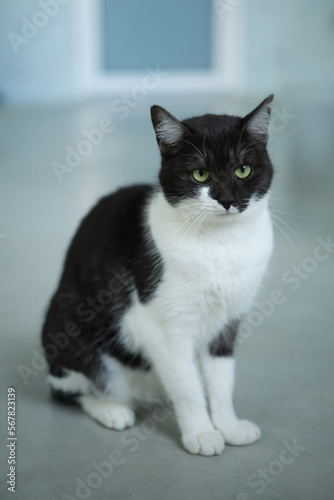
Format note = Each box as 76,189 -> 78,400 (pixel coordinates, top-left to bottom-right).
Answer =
151,105 -> 188,151
243,94 -> 274,144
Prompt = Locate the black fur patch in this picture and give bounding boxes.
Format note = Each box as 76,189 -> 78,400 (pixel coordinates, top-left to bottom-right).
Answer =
49,364 -> 66,377
151,98 -> 274,211
106,336 -> 151,370
42,186 -> 157,387
209,320 -> 240,356
50,387 -> 81,406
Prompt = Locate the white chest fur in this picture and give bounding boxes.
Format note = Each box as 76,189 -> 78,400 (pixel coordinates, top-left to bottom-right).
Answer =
121,190 -> 273,353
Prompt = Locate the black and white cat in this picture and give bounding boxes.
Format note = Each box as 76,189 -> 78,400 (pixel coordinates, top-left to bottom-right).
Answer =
42,95 -> 274,456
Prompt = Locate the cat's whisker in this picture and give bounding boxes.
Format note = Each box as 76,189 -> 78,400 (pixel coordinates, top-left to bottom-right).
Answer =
200,212 -> 211,234
271,219 -> 300,259
237,139 -> 261,157
167,209 -> 203,245
269,221 -> 291,253
158,201 -> 203,219
202,120 -> 212,159
202,206 -> 221,214
195,210 -> 211,235
187,215 -> 201,241
178,210 -> 207,250
191,211 -> 208,240
270,193 -> 308,202
270,218 -> 302,261
169,218 -> 203,276
270,208 -> 308,218
178,154 -> 202,160
194,216 -> 208,242
235,128 -> 243,155
181,212 -> 203,241
181,139 -> 205,159
270,213 -> 307,251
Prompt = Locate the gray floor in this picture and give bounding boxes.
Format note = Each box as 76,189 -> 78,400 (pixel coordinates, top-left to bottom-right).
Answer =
0,98 -> 333,500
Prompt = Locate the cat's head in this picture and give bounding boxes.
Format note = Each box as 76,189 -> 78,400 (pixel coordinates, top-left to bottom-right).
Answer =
151,95 -> 274,219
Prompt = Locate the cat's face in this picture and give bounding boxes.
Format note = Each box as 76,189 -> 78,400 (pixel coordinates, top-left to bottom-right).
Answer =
151,96 -> 274,219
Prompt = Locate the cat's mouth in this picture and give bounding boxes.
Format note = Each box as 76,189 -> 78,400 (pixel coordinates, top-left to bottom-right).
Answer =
219,211 -> 238,217
217,206 -> 240,217
203,207 -> 239,218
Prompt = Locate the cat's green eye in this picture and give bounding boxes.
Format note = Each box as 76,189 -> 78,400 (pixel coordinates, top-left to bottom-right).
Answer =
235,165 -> 252,179
192,169 -> 210,182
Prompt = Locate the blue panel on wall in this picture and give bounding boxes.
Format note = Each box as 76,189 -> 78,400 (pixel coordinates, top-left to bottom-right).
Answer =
101,0 -> 212,71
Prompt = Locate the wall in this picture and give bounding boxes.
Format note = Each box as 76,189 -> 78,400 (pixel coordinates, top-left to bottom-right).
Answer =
1,0 -> 333,106
0,0 -> 74,104
244,0 -> 334,103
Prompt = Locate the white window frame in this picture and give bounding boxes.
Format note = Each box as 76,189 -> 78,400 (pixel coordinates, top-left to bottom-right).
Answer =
72,0 -> 245,98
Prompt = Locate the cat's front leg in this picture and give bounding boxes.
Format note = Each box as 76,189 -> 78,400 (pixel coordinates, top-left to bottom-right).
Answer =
200,326 -> 261,446
145,335 -> 224,456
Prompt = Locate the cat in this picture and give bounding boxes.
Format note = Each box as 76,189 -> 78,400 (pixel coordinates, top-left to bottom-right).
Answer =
42,95 -> 274,456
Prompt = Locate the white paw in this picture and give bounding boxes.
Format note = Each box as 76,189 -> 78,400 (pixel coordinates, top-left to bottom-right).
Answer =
81,397 -> 135,430
216,419 -> 261,446
182,430 -> 225,456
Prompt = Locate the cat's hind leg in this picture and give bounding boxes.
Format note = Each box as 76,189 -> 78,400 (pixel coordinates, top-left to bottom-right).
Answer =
80,396 -> 135,430
48,367 -> 135,430
48,367 -> 92,406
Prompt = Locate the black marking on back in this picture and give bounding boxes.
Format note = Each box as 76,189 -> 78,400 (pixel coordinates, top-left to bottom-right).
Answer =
42,185 -> 159,386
